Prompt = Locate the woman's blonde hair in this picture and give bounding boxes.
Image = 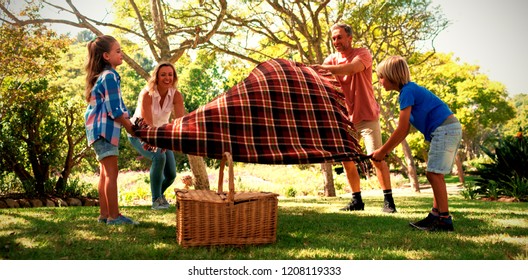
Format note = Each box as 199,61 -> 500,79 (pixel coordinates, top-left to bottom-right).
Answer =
376,55 -> 411,89
84,35 -> 118,102
147,62 -> 177,95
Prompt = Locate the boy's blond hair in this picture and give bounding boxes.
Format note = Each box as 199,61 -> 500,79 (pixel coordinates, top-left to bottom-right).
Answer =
376,55 -> 411,89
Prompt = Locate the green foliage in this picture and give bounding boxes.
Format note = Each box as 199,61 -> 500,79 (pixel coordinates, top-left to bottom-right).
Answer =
0,24 -> 98,196
503,177 -> 528,202
285,186 -> 297,198
465,156 -> 492,173
55,177 -> 98,199
411,52 -> 515,159
459,181 -> 479,200
178,50 -> 228,113
19,178 -> 38,197
485,181 -> 501,201
475,135 -> 528,201
0,172 -> 23,195
1,77 -> 63,195
501,94 -> 528,137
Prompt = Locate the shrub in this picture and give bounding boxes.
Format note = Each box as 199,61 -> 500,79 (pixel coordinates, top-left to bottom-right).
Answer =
460,181 -> 479,200
285,186 -> 297,197
503,177 -> 528,202
485,181 -> 501,200
0,172 -> 23,196
62,177 -> 98,198
474,133 -> 528,201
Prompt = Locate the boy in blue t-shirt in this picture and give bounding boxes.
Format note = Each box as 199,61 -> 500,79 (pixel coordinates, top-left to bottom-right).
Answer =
372,56 -> 462,232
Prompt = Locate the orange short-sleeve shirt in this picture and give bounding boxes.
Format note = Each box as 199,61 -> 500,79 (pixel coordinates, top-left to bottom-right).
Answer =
324,48 -> 379,124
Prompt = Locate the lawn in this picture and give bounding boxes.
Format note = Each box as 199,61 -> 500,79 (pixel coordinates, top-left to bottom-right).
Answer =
1,187 -> 527,260
1,164 -> 527,261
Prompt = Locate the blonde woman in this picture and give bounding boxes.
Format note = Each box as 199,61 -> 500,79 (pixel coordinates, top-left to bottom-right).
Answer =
373,55 -> 462,231
128,62 -> 185,210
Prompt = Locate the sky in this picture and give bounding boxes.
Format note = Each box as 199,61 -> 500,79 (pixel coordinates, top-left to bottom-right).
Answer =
429,0 -> 527,95
40,0 -> 528,96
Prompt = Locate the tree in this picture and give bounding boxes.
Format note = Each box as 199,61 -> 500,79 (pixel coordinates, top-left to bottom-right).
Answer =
1,0 -> 450,194
410,52 -> 515,181
201,0 -> 445,193
1,0 -> 228,189
178,50 -> 228,113
502,93 -> 528,137
0,24 -> 79,196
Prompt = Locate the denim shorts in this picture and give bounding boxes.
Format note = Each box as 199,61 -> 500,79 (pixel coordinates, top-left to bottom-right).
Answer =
92,138 -> 119,161
427,122 -> 462,174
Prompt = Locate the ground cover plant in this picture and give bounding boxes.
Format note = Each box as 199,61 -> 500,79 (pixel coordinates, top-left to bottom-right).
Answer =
474,134 -> 528,201
1,183 -> 526,260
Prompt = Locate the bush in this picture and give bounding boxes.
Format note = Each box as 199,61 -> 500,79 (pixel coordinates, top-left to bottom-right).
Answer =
0,172 -> 23,196
474,133 -> 528,201
460,181 -> 479,200
285,186 -> 297,197
60,177 -> 98,198
503,177 -> 528,202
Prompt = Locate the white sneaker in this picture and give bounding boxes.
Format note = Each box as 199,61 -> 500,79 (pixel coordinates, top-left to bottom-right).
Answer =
152,197 -> 169,210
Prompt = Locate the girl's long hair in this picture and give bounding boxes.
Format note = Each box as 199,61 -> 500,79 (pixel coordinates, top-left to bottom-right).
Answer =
147,62 -> 178,96
84,35 -> 117,102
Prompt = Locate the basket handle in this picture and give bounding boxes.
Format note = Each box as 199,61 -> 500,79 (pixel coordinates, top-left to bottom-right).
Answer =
218,152 -> 235,202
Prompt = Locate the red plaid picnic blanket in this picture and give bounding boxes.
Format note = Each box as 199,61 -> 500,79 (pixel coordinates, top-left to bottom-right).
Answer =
133,58 -> 364,164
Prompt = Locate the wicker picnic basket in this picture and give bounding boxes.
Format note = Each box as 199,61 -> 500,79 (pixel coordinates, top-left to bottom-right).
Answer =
175,152 -> 279,247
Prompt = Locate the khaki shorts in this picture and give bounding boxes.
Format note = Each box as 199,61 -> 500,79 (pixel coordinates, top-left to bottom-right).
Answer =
351,120 -> 383,154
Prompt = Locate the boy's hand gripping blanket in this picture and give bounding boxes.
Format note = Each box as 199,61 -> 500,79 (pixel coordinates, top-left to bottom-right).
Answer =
133,58 -> 365,164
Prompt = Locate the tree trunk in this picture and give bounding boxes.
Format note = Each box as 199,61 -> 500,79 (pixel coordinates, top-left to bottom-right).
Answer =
401,140 -> 420,193
56,132 -> 75,194
187,155 -> 210,190
55,151 -> 73,194
26,139 -> 49,196
321,163 -> 335,197
455,153 -> 465,185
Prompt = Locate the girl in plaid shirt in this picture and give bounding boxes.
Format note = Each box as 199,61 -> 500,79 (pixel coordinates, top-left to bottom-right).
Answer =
84,35 -> 138,225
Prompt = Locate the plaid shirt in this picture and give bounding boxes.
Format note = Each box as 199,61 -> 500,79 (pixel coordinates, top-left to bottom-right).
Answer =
84,67 -> 129,147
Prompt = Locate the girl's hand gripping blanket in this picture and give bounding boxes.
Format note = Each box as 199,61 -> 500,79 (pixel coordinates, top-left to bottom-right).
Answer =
133,58 -> 364,164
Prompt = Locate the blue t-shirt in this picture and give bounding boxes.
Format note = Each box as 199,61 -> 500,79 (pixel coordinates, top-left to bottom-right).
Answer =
399,82 -> 453,142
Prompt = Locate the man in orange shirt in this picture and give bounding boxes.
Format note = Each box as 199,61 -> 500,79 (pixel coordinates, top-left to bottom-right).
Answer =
315,23 -> 396,213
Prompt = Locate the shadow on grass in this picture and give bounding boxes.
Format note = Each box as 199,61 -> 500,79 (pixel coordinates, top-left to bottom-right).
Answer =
0,196 -> 526,260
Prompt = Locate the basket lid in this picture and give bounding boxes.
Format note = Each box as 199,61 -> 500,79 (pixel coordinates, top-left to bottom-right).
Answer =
233,191 -> 278,202
175,189 -> 228,203
175,189 -> 278,203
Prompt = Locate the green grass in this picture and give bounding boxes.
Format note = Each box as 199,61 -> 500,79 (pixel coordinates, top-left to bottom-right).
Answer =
2,164 -> 526,260
1,192 -> 527,260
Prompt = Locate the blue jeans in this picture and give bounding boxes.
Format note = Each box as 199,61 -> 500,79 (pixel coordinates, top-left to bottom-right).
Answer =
129,136 -> 176,202
427,122 -> 462,174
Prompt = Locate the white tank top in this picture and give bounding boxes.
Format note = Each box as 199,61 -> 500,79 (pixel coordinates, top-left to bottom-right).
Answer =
131,86 -> 175,127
